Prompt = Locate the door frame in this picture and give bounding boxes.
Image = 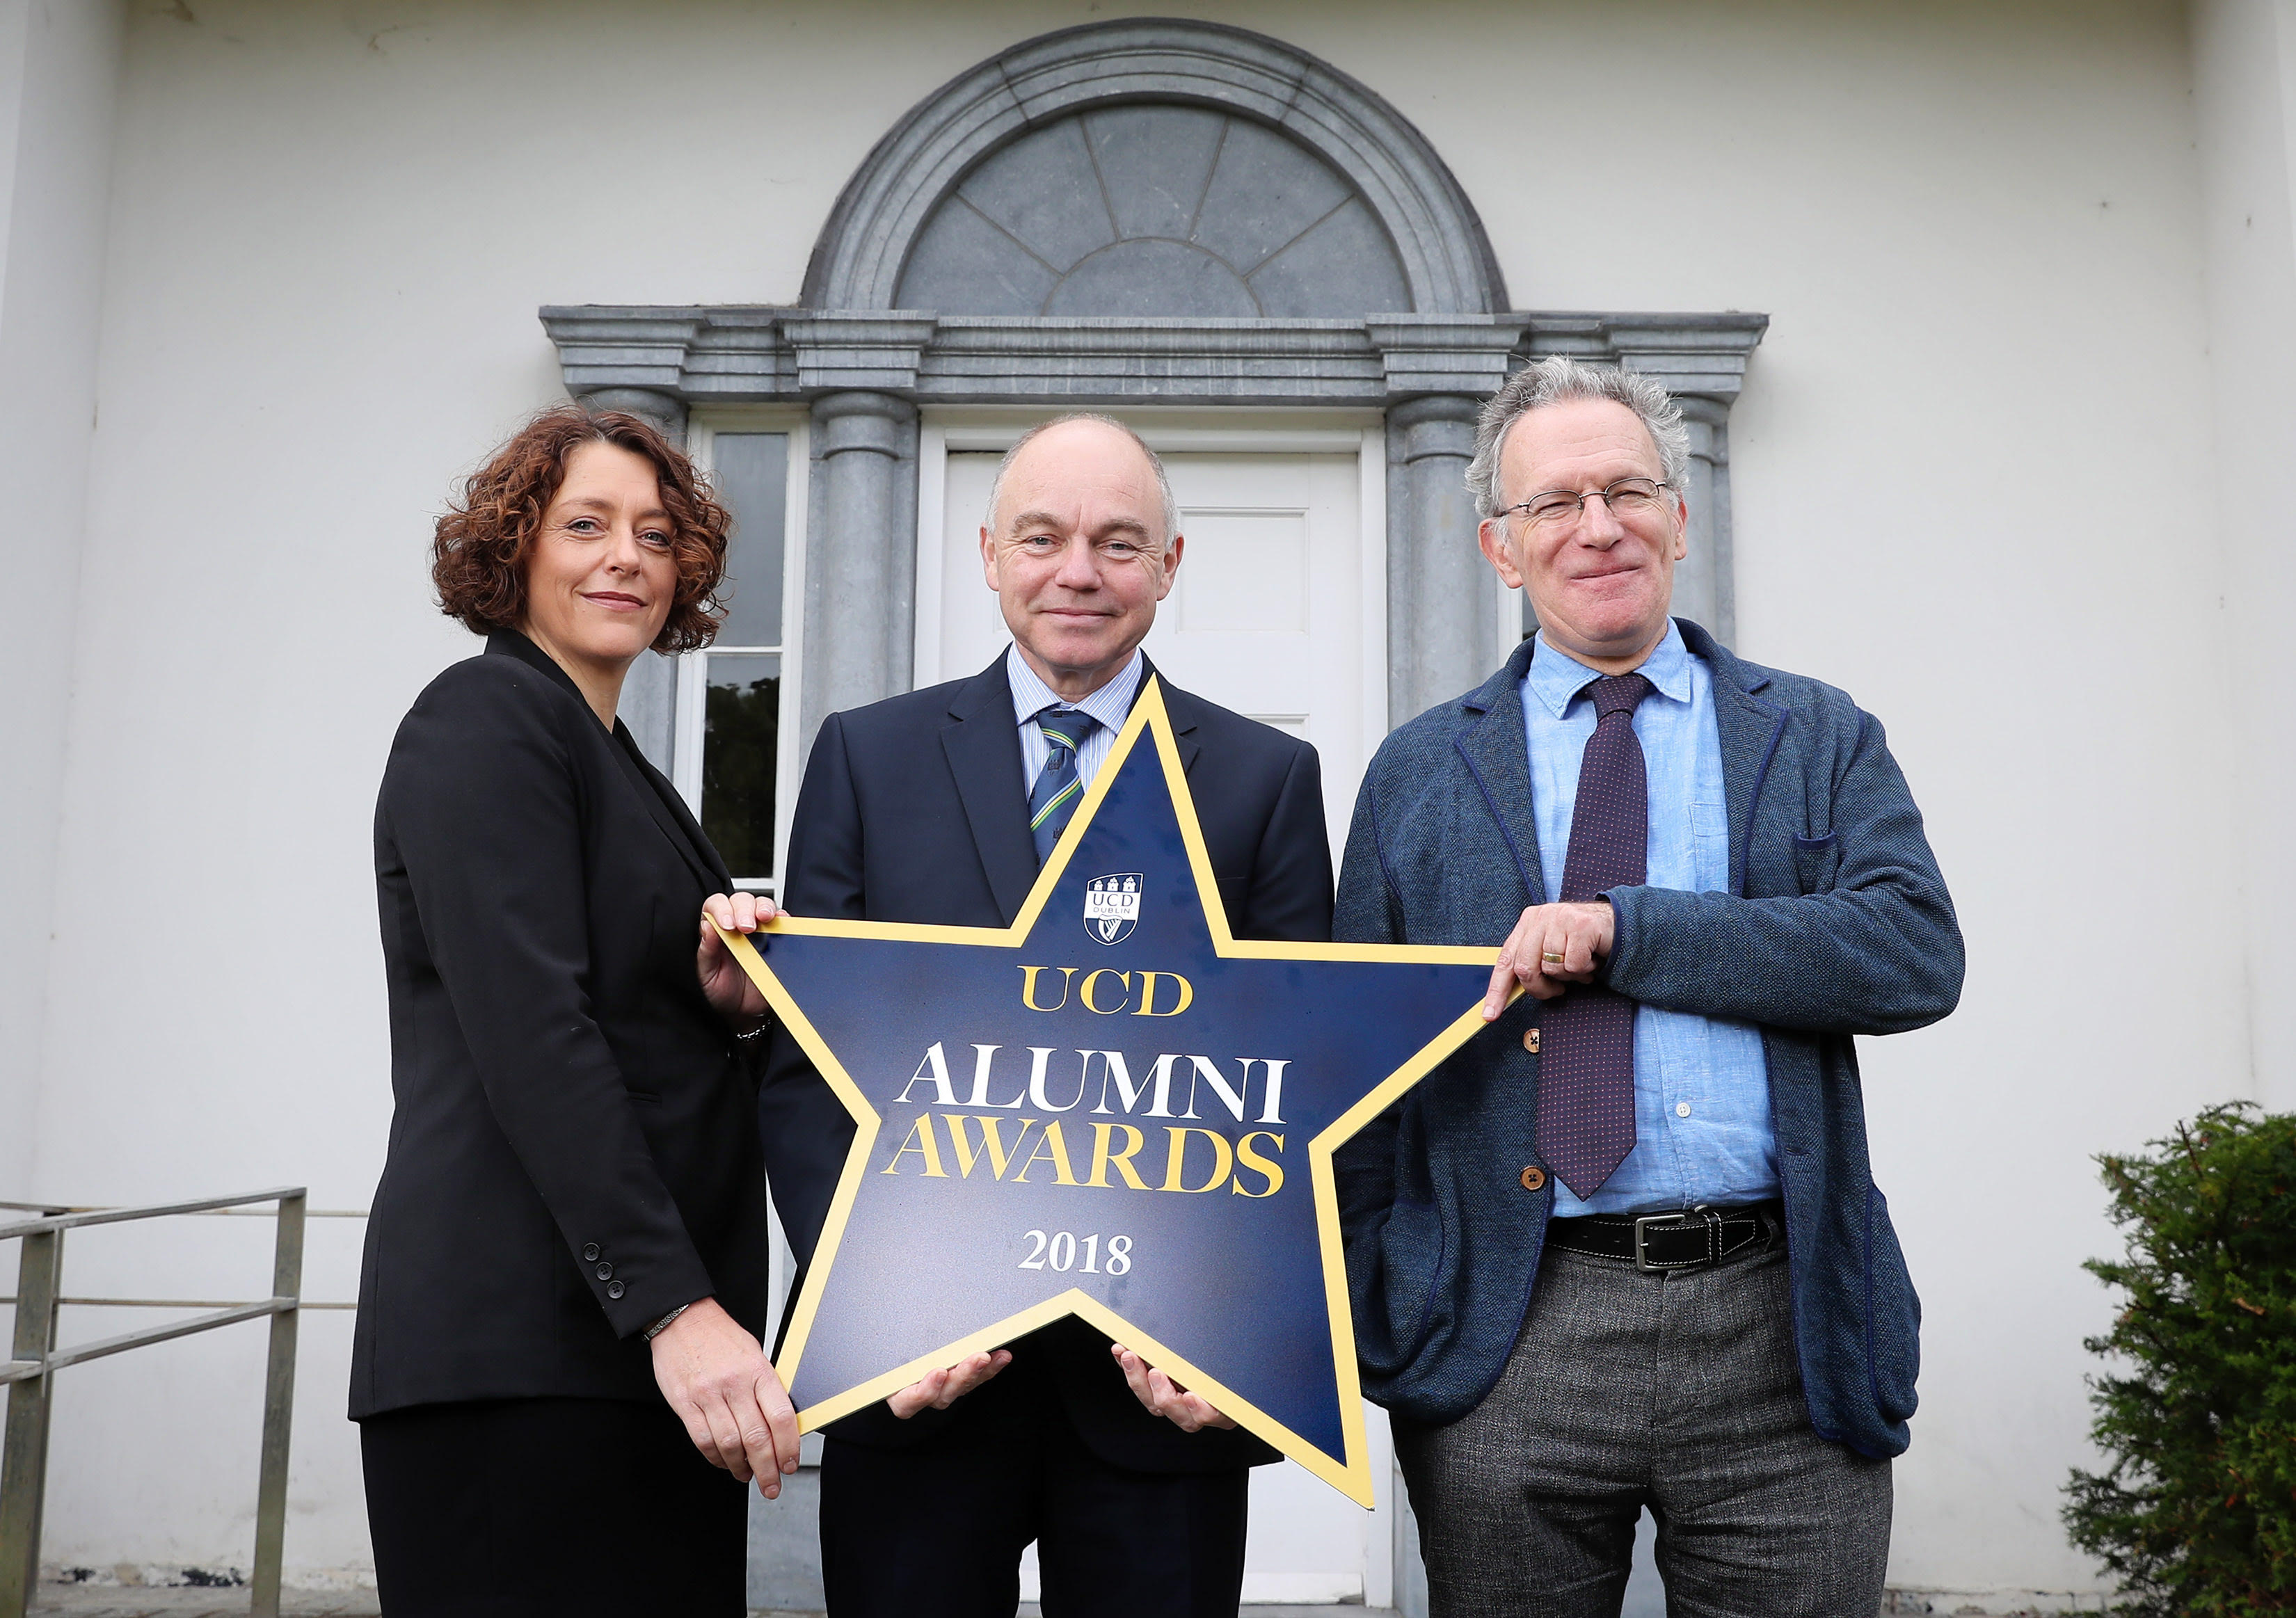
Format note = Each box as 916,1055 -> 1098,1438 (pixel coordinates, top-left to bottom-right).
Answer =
914,404 -> 1391,785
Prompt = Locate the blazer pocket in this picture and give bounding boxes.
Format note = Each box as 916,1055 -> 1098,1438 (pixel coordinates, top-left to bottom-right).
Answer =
1792,831 -> 1842,895
1865,1185 -> 1922,1425
1357,1199 -> 1446,1376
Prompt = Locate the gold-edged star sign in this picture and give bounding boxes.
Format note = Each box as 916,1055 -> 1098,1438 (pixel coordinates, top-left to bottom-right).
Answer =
720,680 -> 1501,1504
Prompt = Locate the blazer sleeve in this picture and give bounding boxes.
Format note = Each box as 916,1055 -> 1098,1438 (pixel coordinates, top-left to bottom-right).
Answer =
756,711 -> 867,1263
1234,739 -> 1334,943
380,666 -> 715,1338
1603,707 -> 1964,1034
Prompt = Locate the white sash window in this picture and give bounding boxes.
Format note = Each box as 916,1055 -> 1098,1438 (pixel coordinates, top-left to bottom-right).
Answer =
676,417 -> 809,893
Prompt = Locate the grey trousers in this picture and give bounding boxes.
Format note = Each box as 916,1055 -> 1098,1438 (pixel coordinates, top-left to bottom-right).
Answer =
1392,1242 -> 1891,1618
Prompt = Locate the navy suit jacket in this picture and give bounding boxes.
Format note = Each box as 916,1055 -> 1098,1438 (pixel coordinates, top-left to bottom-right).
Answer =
758,652 -> 1332,1472
1332,620 -> 1961,1459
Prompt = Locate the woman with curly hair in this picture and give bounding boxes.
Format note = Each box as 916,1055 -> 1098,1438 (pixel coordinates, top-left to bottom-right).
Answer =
353,407 -> 791,1615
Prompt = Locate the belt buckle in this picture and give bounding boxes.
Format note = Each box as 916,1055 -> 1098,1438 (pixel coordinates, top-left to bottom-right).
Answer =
1633,1206 -> 1716,1272
1632,1212 -> 1684,1272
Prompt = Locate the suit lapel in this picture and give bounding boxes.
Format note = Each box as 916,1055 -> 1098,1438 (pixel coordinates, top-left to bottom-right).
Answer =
942,657 -> 1039,925
1452,642 -> 1546,908
612,726 -> 733,892
486,630 -> 725,892
1678,618 -> 1787,899
1142,658 -> 1202,777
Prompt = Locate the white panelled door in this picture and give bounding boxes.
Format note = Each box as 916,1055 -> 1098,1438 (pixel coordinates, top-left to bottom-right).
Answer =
929,431 -> 1390,1605
932,446 -> 1372,865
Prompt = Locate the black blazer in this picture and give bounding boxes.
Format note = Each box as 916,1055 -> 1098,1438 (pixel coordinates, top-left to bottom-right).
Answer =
757,652 -> 1334,1473
352,632 -> 773,1419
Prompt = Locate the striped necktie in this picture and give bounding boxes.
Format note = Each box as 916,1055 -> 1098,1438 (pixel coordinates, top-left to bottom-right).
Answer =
1028,706 -> 1102,863
1533,671 -> 1655,1199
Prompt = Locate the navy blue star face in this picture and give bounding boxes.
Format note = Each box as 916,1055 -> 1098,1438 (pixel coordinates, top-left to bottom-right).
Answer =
734,684 -> 1497,1500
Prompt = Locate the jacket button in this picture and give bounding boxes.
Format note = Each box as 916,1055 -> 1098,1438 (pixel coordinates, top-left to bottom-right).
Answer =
1520,1165 -> 1547,1192
596,1262 -> 614,1281
606,1281 -> 625,1299
1522,1028 -> 1540,1054
582,1244 -> 600,1263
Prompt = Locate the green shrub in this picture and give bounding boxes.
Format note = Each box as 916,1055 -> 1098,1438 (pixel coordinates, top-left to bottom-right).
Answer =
2064,1101 -> 2296,1615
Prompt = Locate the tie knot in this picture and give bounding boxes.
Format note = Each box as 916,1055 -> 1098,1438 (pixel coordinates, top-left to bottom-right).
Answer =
1035,707 -> 1100,755
1585,672 -> 1654,721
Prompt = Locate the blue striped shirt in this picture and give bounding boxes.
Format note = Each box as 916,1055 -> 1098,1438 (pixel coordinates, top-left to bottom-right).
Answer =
1006,645 -> 1145,794
1522,623 -> 1779,1215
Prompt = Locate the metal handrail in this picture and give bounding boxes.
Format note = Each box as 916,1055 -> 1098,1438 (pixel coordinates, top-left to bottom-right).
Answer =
0,1189 -> 305,1618
0,1298 -> 354,1312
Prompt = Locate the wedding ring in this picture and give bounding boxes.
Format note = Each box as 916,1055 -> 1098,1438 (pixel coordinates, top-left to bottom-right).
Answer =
1540,952 -> 1566,965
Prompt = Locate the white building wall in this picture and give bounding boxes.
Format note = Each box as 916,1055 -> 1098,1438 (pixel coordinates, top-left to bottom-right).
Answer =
8,0 -> 2263,1602
0,0 -> 122,1191
2193,0 -> 2296,1115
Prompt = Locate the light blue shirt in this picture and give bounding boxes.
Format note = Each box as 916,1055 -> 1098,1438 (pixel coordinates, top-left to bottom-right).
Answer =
1522,622 -> 1778,1216
1007,645 -> 1144,792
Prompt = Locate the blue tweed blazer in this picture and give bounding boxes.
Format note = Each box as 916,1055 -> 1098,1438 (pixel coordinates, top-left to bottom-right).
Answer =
1334,620 -> 1962,1458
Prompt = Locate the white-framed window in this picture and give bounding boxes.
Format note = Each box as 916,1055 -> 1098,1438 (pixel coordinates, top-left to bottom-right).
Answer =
678,412 -> 810,893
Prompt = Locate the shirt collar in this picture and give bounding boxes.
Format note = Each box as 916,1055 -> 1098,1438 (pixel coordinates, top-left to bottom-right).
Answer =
1006,643 -> 1145,735
1522,619 -> 1692,720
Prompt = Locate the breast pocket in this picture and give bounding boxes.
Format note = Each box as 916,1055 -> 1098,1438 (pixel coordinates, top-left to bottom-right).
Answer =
1793,831 -> 1842,895
1692,801 -> 1731,891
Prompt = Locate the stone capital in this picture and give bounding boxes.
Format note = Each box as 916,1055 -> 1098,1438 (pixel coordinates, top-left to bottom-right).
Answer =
782,312 -> 939,395
539,306 -> 705,397
811,390 -> 918,456
1366,315 -> 1526,399
1522,312 -> 1770,403
1386,393 -> 1482,462
573,386 -> 688,441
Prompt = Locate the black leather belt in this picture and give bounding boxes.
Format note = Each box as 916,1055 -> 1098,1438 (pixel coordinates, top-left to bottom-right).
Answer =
1543,1201 -> 1782,1273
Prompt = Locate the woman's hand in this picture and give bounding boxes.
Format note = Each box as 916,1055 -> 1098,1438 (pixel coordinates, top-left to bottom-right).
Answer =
648,1297 -> 802,1498
699,892 -> 778,1032
1111,1344 -> 1236,1432
886,1349 -> 1012,1418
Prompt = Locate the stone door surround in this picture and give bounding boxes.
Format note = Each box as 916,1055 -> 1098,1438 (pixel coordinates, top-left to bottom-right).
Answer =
543,19 -> 1766,753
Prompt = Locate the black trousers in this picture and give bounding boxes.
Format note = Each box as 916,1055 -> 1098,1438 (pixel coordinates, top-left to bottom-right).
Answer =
819,1381 -> 1249,1618
360,1395 -> 748,1617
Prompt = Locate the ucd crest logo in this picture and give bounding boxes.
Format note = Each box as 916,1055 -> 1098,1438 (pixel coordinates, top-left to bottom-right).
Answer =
1083,874 -> 1143,945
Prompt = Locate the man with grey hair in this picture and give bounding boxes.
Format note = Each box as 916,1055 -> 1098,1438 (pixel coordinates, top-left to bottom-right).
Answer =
1334,358 -> 1963,1614
750,412 -> 1333,1616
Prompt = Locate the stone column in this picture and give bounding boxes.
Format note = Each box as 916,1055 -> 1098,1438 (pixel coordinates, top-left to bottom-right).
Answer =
1368,317 -> 1525,728
1670,397 -> 1733,646
782,314 -> 934,757
1385,396 -> 1497,728
799,390 -> 919,753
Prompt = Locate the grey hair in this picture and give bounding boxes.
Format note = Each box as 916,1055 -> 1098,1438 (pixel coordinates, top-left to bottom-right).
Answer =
984,412 -> 1181,547
1464,357 -> 1693,520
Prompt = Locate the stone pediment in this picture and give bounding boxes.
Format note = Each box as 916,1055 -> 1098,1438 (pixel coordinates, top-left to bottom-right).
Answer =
895,104 -> 1412,321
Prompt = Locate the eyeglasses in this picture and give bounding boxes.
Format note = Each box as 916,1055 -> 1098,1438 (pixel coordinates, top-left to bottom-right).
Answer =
1499,476 -> 1675,531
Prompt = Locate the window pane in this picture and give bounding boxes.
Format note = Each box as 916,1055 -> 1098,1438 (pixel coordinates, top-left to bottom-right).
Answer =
713,433 -> 788,647
703,652 -> 781,879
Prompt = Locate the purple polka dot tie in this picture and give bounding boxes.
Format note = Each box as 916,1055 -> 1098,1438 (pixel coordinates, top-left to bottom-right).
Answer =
1533,672 -> 1655,1200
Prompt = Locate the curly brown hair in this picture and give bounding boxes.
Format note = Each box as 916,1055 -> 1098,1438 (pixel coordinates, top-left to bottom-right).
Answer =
431,405 -> 733,654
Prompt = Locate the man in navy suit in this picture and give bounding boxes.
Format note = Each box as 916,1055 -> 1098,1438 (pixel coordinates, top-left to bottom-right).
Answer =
1336,360 -> 1962,1617
750,415 -> 1333,1617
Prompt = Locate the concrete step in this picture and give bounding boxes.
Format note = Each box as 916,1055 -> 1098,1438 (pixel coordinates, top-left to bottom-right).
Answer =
31,1592 -> 1392,1618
